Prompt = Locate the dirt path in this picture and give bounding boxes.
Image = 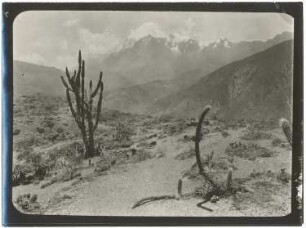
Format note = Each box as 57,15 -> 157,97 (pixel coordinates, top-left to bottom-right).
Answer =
43,130 -> 244,216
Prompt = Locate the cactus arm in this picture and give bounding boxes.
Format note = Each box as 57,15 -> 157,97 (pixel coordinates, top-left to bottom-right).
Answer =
195,105 -> 211,173
226,168 -> 233,191
178,179 -> 183,197
194,105 -> 219,189
81,60 -> 85,125
60,76 -> 73,91
91,72 -> 103,98
66,89 -> 79,123
93,83 -> 103,131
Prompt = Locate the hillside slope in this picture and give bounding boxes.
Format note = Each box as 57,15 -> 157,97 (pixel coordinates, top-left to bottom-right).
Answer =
14,61 -> 64,97
151,40 -> 293,121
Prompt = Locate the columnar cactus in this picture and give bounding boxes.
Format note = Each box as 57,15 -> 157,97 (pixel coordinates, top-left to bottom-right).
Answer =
195,105 -> 211,173
280,118 -> 292,147
61,51 -> 104,158
177,179 -> 182,197
226,168 -> 233,191
195,105 -> 218,189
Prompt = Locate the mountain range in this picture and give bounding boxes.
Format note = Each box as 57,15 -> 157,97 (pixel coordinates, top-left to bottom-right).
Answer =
100,31 -> 292,89
13,31 -> 293,120
150,40 -> 293,120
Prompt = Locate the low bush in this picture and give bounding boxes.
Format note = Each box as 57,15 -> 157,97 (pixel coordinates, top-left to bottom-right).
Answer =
222,130 -> 230,138
15,194 -> 41,213
113,122 -> 134,142
225,142 -> 275,160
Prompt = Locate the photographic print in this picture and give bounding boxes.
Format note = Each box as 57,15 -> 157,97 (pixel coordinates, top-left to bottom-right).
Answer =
3,3 -> 303,225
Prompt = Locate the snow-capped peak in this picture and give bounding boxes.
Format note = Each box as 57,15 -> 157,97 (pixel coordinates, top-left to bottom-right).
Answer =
209,37 -> 232,48
117,33 -> 202,54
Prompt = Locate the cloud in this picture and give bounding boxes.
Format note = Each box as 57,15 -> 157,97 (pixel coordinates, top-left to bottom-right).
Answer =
17,53 -> 46,66
63,18 -> 80,27
78,28 -> 122,57
128,22 -> 166,40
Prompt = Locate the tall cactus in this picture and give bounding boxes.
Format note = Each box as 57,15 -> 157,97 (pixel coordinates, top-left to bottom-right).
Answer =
60,50 -> 104,158
194,105 -> 218,189
280,118 -> 292,147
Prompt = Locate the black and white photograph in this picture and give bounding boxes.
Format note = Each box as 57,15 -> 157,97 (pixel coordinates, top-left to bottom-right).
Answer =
5,4 -> 302,222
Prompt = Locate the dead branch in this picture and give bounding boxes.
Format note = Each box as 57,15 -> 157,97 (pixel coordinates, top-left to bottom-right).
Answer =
196,200 -> 213,212
132,195 -> 176,209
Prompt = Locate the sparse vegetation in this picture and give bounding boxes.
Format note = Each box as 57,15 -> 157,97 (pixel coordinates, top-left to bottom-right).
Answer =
113,122 -> 134,142
12,31 -> 294,217
13,96 -> 292,216
15,193 -> 41,213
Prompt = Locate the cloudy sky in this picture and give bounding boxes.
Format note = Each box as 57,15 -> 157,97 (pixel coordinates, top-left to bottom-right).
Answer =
13,11 -> 293,69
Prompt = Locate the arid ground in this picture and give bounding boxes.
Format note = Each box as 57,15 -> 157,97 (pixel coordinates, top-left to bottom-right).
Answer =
12,95 -> 291,216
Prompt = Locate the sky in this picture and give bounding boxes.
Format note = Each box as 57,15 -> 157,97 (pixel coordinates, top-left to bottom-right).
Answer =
13,11 -> 294,69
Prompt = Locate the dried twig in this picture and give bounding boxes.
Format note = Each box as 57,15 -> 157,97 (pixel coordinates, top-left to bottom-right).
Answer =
132,195 -> 176,209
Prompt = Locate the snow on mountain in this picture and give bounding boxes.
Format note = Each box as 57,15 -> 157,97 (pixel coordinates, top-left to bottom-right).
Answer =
209,37 -> 232,48
117,33 -> 202,54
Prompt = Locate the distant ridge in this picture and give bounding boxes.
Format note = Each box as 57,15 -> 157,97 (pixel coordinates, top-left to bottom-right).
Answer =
150,40 -> 293,121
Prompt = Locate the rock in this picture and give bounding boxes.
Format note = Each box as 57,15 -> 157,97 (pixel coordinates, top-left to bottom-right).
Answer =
210,195 -> 219,203
30,194 -> 38,203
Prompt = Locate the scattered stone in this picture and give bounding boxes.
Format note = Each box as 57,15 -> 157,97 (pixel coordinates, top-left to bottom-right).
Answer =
210,195 -> 219,203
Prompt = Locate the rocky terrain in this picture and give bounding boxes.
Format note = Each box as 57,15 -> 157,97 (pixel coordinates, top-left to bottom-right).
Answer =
12,95 -> 292,216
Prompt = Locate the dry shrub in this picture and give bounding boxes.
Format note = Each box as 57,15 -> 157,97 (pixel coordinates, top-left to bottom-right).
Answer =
225,142 -> 275,160
36,127 -> 45,134
182,155 -> 235,181
232,169 -> 289,214
15,194 -> 41,213
113,122 -> 134,142
222,130 -> 230,138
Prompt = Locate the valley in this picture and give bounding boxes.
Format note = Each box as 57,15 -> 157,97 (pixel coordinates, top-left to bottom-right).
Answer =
12,31 -> 294,217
